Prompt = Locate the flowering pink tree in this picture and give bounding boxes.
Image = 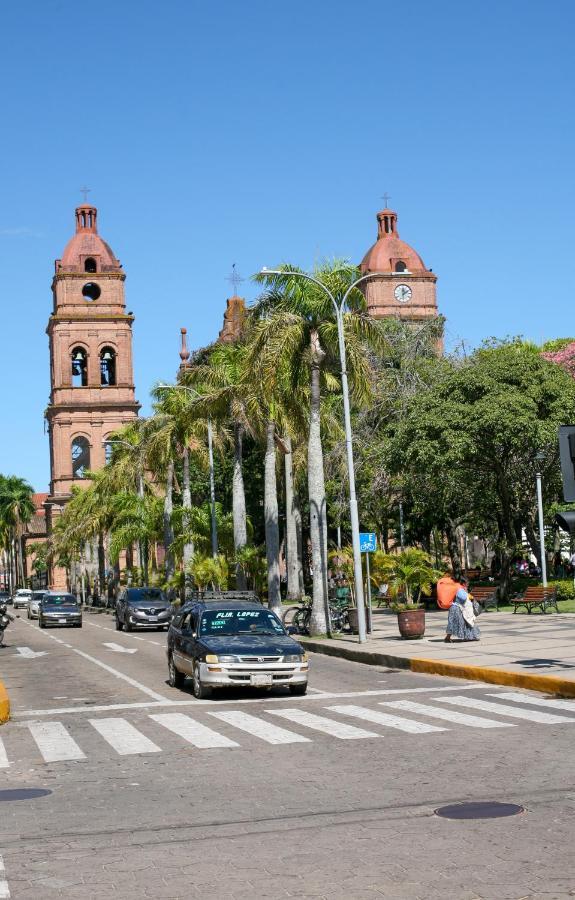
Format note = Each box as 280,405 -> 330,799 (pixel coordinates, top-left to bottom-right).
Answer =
542,341 -> 575,377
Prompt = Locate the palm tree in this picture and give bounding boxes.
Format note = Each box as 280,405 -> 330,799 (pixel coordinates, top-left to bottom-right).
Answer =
251,262 -> 386,635
0,475 -> 35,588
178,342 -> 252,588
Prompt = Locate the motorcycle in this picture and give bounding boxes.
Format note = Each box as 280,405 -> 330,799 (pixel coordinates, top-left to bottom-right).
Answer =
0,602 -> 15,647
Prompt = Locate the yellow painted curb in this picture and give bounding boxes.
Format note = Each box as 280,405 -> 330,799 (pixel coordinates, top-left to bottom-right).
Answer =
410,658 -> 575,698
0,680 -> 10,724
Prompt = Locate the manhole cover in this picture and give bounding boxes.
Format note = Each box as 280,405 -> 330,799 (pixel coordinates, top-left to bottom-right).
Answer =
435,802 -> 524,820
0,789 -> 52,802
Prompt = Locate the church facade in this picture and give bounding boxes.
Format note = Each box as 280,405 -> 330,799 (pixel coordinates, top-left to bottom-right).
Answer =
44,203 -> 140,586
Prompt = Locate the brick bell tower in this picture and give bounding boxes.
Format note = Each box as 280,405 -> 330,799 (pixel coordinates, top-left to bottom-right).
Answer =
45,202 -> 140,583
360,206 -> 439,327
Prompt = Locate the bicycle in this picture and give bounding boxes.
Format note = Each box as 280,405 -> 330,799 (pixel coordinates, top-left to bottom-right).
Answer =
282,596 -> 311,632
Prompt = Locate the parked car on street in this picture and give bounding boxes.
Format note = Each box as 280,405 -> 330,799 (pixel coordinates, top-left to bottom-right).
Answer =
28,591 -> 46,620
0,590 -> 11,606
39,592 -> 82,628
12,589 -> 33,610
115,587 -> 172,632
167,599 -> 309,699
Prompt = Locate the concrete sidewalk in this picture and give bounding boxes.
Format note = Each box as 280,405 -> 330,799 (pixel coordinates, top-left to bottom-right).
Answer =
302,607 -> 575,697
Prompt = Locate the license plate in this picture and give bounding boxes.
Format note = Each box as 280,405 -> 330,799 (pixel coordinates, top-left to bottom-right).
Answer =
147,616 -> 158,622
58,618 -> 67,623
250,674 -> 273,687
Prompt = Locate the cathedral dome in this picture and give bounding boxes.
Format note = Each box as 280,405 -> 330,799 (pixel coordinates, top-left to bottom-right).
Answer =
360,209 -> 428,274
57,205 -> 121,273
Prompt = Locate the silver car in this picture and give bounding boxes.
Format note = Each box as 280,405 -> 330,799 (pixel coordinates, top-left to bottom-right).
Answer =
13,589 -> 33,609
27,591 -> 46,620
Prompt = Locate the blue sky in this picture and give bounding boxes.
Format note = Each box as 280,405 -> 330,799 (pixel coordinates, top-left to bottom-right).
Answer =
1,0 -> 574,490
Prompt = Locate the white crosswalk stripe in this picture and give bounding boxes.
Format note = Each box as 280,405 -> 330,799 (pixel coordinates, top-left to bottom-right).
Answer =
379,700 -> 516,729
487,691 -> 575,712
89,718 -> 162,755
0,738 -> 9,769
149,713 -> 239,748
0,856 -> 10,899
435,695 -> 575,724
28,722 -> 86,762
209,710 -> 311,744
268,708 -> 380,739
327,705 -> 447,734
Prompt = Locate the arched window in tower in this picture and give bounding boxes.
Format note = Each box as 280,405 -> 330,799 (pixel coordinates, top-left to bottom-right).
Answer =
71,348 -> 88,387
395,261 -> 407,272
100,347 -> 116,386
71,436 -> 90,479
84,257 -> 97,273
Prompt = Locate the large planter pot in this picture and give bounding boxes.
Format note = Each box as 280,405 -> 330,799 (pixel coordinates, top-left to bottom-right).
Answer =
347,607 -> 368,635
397,607 -> 425,640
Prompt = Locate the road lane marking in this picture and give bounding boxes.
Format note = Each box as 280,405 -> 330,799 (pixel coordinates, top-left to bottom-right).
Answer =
379,700 -> 516,729
487,691 -> 575,711
436,696 -> 575,724
86,621 -> 164,645
0,738 -> 9,768
27,722 -> 86,762
13,647 -> 48,659
0,855 -> 10,899
102,643 -> 138,654
12,685 -> 491,717
327,705 -> 447,734
209,710 -> 311,744
149,713 -> 239,748
89,718 -> 161,755
268,708 -> 379,739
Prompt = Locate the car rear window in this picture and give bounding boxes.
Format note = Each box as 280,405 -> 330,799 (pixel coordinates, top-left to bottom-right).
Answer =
200,609 -> 284,636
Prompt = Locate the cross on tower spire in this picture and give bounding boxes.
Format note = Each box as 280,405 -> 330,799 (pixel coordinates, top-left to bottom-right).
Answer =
80,185 -> 91,203
226,263 -> 244,296
381,192 -> 392,208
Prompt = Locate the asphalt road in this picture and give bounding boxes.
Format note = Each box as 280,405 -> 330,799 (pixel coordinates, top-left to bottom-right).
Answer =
0,609 -> 574,899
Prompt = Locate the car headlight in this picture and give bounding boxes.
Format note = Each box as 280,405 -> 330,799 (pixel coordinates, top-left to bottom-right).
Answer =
284,653 -> 307,663
204,654 -> 239,663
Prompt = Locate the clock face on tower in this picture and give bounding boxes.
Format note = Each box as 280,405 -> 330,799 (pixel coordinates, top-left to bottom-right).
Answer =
394,284 -> 412,303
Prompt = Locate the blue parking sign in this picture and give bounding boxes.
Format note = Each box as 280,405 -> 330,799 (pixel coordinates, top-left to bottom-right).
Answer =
359,532 -> 377,552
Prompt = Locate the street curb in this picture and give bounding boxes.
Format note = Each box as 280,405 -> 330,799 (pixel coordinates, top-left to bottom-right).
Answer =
0,681 -> 10,724
302,640 -> 575,698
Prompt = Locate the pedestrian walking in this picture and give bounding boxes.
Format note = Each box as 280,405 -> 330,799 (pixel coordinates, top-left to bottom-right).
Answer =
444,576 -> 482,643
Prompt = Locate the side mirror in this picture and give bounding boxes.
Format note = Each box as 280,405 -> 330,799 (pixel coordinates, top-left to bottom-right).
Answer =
286,625 -> 299,635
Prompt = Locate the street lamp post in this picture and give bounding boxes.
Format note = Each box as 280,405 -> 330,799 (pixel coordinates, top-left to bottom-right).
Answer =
535,452 -> 547,587
157,383 -> 219,558
259,268 -> 383,643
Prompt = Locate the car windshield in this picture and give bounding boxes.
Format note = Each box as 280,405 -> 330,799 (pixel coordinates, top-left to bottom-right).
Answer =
127,589 -> 165,604
200,609 -> 285,636
43,595 -> 77,607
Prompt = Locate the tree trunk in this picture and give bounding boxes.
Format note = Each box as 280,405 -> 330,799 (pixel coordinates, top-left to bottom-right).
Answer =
308,336 -> 328,635
446,519 -> 463,579
525,518 -> 541,568
264,419 -> 281,616
98,532 -> 106,602
284,437 -> 300,601
233,422 -> 248,590
294,499 -> 305,595
182,446 -> 194,599
163,459 -> 175,587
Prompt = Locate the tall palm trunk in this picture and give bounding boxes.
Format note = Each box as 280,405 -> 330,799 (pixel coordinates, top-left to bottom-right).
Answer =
182,446 -> 194,598
308,332 -> 328,635
233,422 -> 248,590
163,459 -> 175,586
98,532 -> 106,601
264,420 -> 281,616
284,437 -> 300,601
294,500 -> 305,595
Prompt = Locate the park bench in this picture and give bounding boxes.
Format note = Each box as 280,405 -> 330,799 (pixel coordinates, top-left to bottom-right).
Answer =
469,585 -> 498,611
510,586 -> 559,614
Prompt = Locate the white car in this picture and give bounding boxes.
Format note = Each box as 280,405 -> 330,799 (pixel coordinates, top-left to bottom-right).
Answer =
28,591 -> 46,619
12,589 -> 33,610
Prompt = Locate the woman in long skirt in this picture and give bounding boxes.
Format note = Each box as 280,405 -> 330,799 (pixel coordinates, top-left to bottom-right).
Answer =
445,578 -> 481,642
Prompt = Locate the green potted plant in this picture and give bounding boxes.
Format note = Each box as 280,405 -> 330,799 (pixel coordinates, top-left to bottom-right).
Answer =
371,549 -> 440,639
